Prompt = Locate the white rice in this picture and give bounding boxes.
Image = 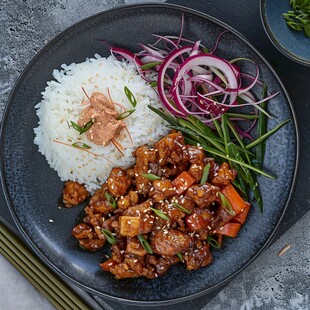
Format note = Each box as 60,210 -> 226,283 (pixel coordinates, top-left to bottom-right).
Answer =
34,54 -> 168,192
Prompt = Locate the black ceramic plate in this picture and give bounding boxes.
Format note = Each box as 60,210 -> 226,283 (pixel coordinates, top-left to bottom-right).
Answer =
0,3 -> 299,305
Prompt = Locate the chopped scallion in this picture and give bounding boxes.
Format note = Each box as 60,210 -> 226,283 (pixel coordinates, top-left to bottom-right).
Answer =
141,173 -> 161,181
149,207 -> 170,221
172,202 -> 191,215
102,229 -> 117,245
218,192 -> 236,216
200,163 -> 211,185
71,142 -> 91,149
105,192 -> 117,209
124,86 -> 137,108
116,109 -> 135,120
207,236 -> 221,249
137,234 -> 153,254
176,252 -> 183,261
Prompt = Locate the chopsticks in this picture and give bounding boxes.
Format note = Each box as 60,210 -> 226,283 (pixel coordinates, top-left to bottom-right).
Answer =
0,222 -> 91,310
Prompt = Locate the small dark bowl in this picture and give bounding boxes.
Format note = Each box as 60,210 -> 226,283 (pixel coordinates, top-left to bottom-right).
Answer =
260,0 -> 310,66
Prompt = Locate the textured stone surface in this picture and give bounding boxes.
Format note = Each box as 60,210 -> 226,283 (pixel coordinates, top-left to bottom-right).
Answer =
0,0 -> 309,309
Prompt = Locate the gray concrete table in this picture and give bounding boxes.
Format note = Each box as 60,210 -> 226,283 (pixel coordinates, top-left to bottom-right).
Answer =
1,0 -> 309,309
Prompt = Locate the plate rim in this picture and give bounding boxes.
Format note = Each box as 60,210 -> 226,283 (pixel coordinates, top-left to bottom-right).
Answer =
0,2 -> 300,305
260,0 -> 310,67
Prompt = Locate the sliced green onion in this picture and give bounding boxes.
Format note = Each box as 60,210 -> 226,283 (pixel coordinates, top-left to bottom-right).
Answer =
207,236 -> 221,249
137,235 -> 153,254
80,119 -> 95,134
140,61 -> 162,70
71,142 -> 91,149
218,192 -> 236,216
116,109 -> 135,120
124,86 -> 137,108
176,252 -> 183,261
172,203 -> 191,215
200,163 -> 211,185
149,207 -> 170,221
141,173 -> 161,181
102,229 -> 117,245
150,81 -> 158,88
70,119 -> 94,135
70,121 -> 82,133
105,192 -> 117,209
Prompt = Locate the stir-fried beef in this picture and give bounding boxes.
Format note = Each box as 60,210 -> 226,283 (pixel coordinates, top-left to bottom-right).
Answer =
70,131 -> 250,279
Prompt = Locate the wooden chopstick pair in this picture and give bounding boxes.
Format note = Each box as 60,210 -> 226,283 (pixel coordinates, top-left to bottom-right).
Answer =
0,222 -> 91,310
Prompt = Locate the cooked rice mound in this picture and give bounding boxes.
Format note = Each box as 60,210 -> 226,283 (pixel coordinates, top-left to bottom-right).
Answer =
34,55 -> 168,192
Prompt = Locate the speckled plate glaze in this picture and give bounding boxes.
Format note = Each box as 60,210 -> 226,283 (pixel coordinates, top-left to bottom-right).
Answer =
0,3 -> 299,305
260,0 -> 310,66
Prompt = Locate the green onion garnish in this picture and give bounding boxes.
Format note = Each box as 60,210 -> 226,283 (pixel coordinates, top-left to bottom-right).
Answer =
207,236 -> 221,249
172,202 -> 191,215
105,192 -> 117,209
124,86 -> 137,108
116,109 -> 135,120
218,192 -> 235,216
149,207 -> 170,221
141,173 -> 161,181
200,163 -> 211,185
70,119 -> 94,135
102,229 -> 117,245
137,234 -> 153,254
71,142 -> 91,149
176,252 -> 183,261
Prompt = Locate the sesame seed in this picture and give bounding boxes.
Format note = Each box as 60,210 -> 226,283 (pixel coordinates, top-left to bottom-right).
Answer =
49,219 -> 54,223
219,226 -> 224,230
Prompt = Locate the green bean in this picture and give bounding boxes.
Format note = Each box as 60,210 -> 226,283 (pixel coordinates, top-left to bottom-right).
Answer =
246,119 -> 291,150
